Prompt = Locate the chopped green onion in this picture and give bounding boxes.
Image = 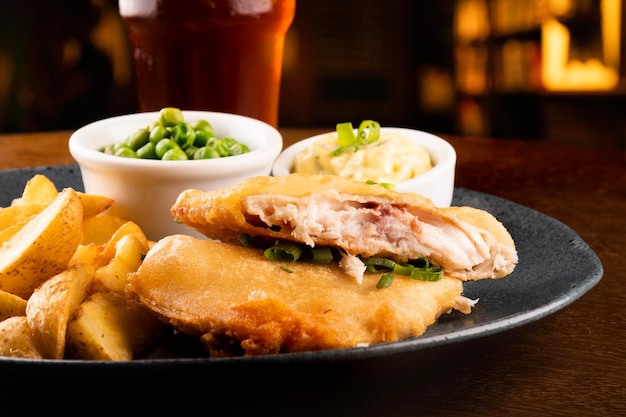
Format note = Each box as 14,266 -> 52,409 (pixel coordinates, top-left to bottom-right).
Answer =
331,120 -> 381,157
376,273 -> 395,288
237,233 -> 444,286
336,122 -> 357,147
392,262 -> 414,276
356,120 -> 380,145
238,233 -> 257,248
363,257 -> 396,272
365,179 -> 396,191
391,258 -> 444,282
410,267 -> 444,281
407,257 -> 444,281
280,266 -> 294,273
310,247 -> 334,264
264,241 -> 303,262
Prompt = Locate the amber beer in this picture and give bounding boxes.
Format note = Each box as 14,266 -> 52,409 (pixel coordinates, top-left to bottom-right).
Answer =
118,0 -> 295,128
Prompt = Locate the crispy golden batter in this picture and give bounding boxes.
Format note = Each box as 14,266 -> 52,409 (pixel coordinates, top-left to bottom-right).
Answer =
126,235 -> 468,357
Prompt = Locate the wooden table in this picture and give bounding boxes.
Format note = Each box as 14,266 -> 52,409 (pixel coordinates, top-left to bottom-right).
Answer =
0,129 -> 624,416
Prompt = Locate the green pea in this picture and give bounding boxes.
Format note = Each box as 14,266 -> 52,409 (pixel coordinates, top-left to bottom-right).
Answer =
205,136 -> 219,148
171,122 -> 196,149
114,146 -> 137,158
155,139 -> 180,159
193,119 -> 213,134
137,142 -> 158,159
185,145 -> 199,159
159,107 -> 185,127
125,127 -> 150,150
214,139 -> 232,157
194,146 -> 220,159
220,137 -> 237,147
193,129 -> 215,147
229,143 -> 250,155
100,144 -> 116,155
162,147 -> 188,160
113,142 -> 132,153
99,107 -> 251,161
149,124 -> 167,144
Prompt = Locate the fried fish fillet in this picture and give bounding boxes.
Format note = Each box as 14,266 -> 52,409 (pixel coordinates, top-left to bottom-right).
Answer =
125,234 -> 474,357
170,174 -> 518,282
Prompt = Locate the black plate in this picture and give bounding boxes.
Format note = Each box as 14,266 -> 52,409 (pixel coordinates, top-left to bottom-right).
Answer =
0,165 -> 603,401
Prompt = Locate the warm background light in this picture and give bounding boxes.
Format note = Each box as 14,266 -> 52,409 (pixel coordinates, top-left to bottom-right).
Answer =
542,0 -> 621,90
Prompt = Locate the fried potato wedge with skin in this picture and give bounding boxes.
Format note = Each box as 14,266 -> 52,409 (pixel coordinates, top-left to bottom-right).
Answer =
0,188 -> 83,299
11,174 -> 58,206
69,243 -> 103,269
77,192 -> 115,219
82,215 -> 129,246
0,290 -> 27,321
0,316 -> 43,359
66,291 -> 166,361
0,204 -> 46,231
26,262 -> 95,359
0,217 -> 32,246
99,221 -> 148,263
93,233 -> 150,293
10,173 -> 112,219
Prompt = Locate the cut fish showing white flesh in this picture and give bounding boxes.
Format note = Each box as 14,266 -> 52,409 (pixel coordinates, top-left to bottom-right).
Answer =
243,190 -> 518,282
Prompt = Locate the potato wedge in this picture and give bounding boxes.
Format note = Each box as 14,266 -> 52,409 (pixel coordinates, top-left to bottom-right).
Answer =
11,174 -> 58,206
99,220 -> 148,264
0,316 -> 43,359
25,262 -> 94,359
0,217 -> 32,246
0,204 -> 46,231
77,192 -> 115,219
82,214 -> 129,246
0,188 -> 83,299
69,243 -> 102,268
0,290 -> 27,321
93,233 -> 149,293
65,291 -> 166,361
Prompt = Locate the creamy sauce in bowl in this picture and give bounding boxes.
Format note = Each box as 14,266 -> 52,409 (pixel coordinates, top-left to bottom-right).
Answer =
293,131 -> 433,183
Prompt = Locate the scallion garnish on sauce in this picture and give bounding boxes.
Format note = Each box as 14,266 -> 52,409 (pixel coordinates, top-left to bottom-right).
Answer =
332,120 -> 381,156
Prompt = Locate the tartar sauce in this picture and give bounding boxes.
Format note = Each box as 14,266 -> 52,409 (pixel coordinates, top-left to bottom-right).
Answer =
293,132 -> 433,183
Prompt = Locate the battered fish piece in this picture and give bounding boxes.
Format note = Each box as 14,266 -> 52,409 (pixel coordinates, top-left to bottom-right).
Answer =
125,235 -> 473,357
171,174 -> 518,283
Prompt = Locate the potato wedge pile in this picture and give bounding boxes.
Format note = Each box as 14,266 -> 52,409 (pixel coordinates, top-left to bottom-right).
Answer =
0,175 -> 166,360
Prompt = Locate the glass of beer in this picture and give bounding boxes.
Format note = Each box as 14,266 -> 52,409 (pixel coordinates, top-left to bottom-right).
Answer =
118,0 -> 296,128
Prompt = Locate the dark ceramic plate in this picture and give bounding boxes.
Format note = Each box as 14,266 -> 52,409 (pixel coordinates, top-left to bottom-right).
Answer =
0,165 -> 603,395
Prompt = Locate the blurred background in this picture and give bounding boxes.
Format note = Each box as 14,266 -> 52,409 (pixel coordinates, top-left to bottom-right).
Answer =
0,0 -> 624,149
